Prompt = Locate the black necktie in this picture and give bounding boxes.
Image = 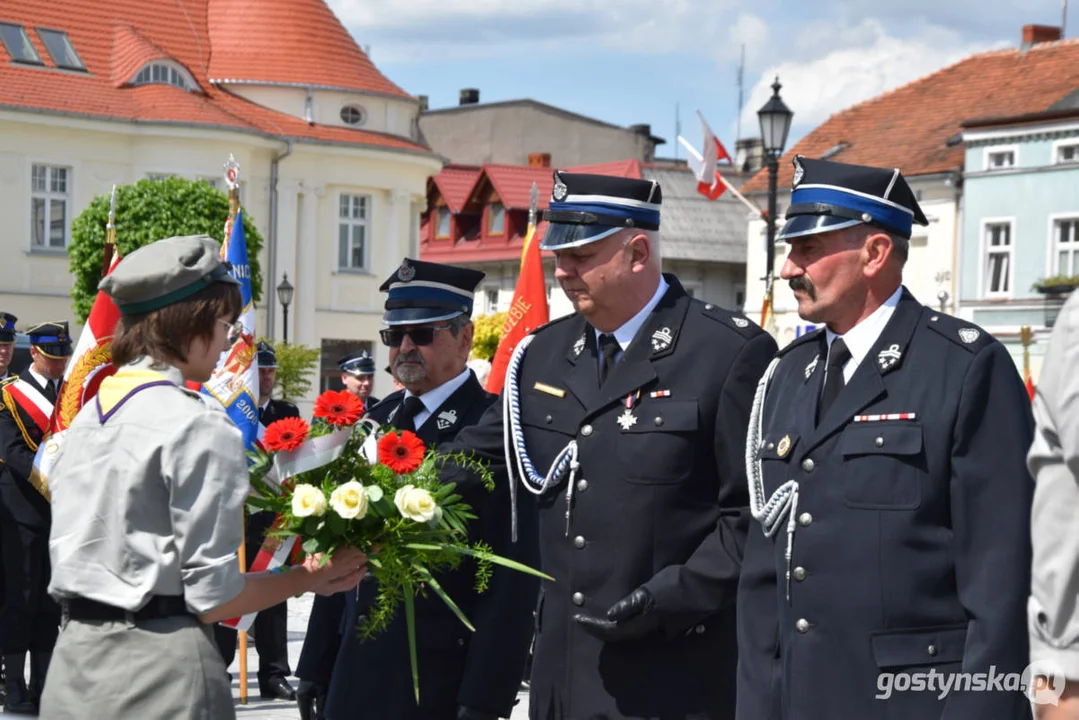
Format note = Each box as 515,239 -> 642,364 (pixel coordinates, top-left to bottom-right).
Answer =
45,380 -> 58,404
597,334 -> 619,387
395,396 -> 426,432
817,339 -> 852,425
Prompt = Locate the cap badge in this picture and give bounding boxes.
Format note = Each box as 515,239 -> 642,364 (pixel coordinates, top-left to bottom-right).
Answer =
959,328 -> 980,344
572,334 -> 585,358
776,434 -> 792,458
553,178 -> 568,202
877,344 -> 902,372
436,409 -> 458,430
651,327 -> 674,352
804,355 -> 819,380
397,260 -> 416,283
792,157 -> 805,187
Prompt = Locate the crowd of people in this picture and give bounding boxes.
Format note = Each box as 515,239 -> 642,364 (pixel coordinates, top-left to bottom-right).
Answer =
0,157 -> 1070,719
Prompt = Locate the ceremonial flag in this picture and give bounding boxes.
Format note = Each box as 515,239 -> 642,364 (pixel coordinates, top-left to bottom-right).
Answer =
1025,369 -> 1036,402
485,209 -> 549,395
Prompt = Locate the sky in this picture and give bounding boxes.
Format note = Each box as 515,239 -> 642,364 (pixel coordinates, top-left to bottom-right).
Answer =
326,0 -> 1072,157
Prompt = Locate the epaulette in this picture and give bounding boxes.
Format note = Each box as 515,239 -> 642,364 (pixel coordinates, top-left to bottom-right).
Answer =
0,376 -> 16,389
776,326 -> 825,357
528,312 -> 577,337
924,311 -> 994,353
698,300 -> 761,338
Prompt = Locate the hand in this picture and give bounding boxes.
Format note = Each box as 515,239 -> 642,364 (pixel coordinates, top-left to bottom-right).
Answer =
1036,680 -> 1079,720
305,547 -> 368,596
573,587 -> 658,642
456,706 -> 500,720
297,680 -> 328,720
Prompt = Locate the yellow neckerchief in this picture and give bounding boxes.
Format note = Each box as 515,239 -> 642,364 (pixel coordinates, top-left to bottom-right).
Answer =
96,368 -> 175,418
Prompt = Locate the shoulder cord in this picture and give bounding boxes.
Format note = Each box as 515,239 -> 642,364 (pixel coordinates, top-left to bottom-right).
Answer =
503,333 -> 580,542
745,355 -> 800,601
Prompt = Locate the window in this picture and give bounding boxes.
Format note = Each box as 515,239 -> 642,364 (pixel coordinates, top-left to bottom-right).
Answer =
435,207 -> 451,238
0,23 -> 42,64
1054,218 -> 1079,277
131,61 -> 194,91
983,221 -> 1012,296
30,164 -> 70,250
484,288 -> 499,314
146,172 -> 176,182
338,194 -> 370,271
1056,142 -> 1079,164
986,148 -> 1016,170
488,202 -> 505,235
340,105 -> 365,126
734,284 -> 746,309
36,28 -> 84,70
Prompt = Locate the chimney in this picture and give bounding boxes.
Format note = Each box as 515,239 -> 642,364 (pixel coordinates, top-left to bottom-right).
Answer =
527,152 -> 551,168
628,123 -> 652,137
1022,24 -> 1062,47
459,88 -> 480,106
735,137 -> 765,174
416,94 -> 429,112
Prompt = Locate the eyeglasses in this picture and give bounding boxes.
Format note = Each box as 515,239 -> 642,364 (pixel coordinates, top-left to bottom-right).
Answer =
379,325 -> 453,348
219,318 -> 244,345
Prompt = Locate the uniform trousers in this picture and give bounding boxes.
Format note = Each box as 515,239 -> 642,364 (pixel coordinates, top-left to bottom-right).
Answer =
0,518 -> 59,653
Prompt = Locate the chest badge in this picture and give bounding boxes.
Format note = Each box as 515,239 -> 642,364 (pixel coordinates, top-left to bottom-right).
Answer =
617,390 -> 640,431
876,343 -> 902,372
776,434 -> 792,458
651,327 -> 674,352
436,409 -> 458,430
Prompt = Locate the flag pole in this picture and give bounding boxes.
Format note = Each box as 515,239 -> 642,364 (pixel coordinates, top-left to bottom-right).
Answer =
224,153 -> 249,706
102,185 -> 117,276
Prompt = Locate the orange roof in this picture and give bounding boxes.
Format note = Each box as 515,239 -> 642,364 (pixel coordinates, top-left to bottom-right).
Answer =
430,165 -> 482,213
465,160 -> 645,211
206,0 -> 409,98
741,39 -> 1079,193
0,0 -> 428,153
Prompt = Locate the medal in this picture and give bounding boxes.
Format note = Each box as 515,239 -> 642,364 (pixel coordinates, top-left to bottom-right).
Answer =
616,391 -> 639,430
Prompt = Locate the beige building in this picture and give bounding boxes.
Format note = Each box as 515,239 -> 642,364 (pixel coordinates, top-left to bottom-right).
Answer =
0,0 -> 443,407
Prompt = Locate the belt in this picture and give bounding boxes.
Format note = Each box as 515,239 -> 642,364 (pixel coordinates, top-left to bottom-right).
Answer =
65,596 -> 191,622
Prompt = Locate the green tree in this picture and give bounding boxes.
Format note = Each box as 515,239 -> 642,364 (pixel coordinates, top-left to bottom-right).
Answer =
69,178 -> 264,322
271,341 -> 322,402
470,312 -> 506,361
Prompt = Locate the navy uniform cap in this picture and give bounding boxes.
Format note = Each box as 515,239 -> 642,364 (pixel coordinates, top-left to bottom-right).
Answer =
28,321 -> 73,358
540,170 -> 662,251
778,156 -> 929,241
256,341 -> 277,369
0,313 -> 16,344
339,351 -> 375,376
379,258 -> 485,326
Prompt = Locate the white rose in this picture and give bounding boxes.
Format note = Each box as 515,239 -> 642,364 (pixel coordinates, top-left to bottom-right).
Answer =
291,484 -> 327,517
394,484 -> 438,523
329,481 -> 368,520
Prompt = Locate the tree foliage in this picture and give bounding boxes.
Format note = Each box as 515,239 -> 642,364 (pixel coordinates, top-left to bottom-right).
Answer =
69,178 -> 264,322
270,341 -> 322,402
470,312 -> 505,361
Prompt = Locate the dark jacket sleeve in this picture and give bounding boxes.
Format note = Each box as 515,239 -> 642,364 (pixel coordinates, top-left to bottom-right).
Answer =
643,331 -> 777,633
944,342 -> 1034,718
0,400 -> 38,483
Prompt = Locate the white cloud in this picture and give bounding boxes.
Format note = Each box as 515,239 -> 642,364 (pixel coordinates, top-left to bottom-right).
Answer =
738,18 -> 1006,141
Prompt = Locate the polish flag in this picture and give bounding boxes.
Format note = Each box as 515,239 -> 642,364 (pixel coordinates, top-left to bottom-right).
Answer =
680,110 -> 733,201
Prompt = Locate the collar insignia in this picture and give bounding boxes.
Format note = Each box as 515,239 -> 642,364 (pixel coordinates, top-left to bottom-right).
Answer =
436,409 -> 457,430
805,355 -> 819,380
387,405 -> 400,423
651,327 -> 674,353
877,343 -> 902,372
959,328 -> 980,344
572,334 -> 586,358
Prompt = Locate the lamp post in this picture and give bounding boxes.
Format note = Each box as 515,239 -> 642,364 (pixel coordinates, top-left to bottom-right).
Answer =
276,273 -> 294,343
758,77 -> 794,281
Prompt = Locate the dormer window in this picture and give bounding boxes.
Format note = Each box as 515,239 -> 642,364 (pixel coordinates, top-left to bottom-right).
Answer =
131,61 -> 195,91
435,207 -> 451,238
488,202 -> 505,235
0,23 -> 42,65
36,28 -> 84,71
340,105 -> 366,126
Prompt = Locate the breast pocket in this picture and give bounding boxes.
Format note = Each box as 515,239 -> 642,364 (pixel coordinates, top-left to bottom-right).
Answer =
618,399 -> 698,484
755,431 -> 800,497
840,423 -> 925,510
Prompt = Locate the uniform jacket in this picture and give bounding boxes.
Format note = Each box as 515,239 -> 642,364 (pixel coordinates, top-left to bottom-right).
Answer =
0,369 -> 55,527
448,275 -> 778,720
324,370 -> 540,720
736,287 -> 1034,720
260,397 -> 300,427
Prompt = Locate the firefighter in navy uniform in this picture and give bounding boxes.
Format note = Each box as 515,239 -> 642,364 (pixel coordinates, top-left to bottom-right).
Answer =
338,351 -> 379,407
213,340 -> 300,700
0,313 -> 17,381
443,172 -> 778,719
0,322 -> 71,714
735,157 -> 1034,720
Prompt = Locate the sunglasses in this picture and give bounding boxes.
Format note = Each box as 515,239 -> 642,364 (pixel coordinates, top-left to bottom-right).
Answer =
379,325 -> 453,348
219,318 -> 245,345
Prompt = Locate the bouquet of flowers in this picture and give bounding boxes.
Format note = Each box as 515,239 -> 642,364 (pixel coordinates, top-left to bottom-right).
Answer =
246,389 -> 549,701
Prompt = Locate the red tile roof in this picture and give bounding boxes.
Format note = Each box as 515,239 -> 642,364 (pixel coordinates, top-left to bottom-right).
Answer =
466,160 -> 645,211
741,39 -> 1079,193
430,165 -> 481,213
0,0 -> 429,153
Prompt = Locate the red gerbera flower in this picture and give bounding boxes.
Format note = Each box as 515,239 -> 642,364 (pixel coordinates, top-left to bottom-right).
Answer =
377,431 -> 426,474
262,417 -> 309,453
313,390 -> 365,427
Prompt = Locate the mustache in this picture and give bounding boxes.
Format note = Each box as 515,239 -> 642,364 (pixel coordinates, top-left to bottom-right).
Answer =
394,351 -> 425,367
789,275 -> 816,299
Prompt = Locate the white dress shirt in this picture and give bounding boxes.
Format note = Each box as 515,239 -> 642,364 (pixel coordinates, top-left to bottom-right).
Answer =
402,367 -> 472,430
824,285 -> 902,382
592,275 -> 671,363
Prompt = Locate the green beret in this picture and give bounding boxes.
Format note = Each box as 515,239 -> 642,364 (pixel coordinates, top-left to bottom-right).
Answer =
100,235 -> 241,315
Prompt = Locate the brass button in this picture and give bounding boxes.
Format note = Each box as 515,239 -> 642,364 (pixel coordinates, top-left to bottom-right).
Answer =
801,458 -> 815,473
796,618 -> 810,633
875,436 -> 884,448
581,424 -> 593,437
545,414 -> 553,424
654,416 -> 664,426
573,536 -> 586,549
928,644 -> 937,656
572,592 -> 585,606
798,512 -> 813,527
793,566 -> 806,582
694,624 -> 706,635
576,479 -> 588,492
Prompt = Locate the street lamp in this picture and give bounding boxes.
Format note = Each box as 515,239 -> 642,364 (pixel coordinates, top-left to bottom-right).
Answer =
758,76 -> 794,280
276,273 -> 294,343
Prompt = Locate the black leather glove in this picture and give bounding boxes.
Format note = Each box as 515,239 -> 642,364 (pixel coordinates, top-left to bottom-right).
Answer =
573,587 -> 658,642
456,706 -> 500,720
297,680 -> 328,720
